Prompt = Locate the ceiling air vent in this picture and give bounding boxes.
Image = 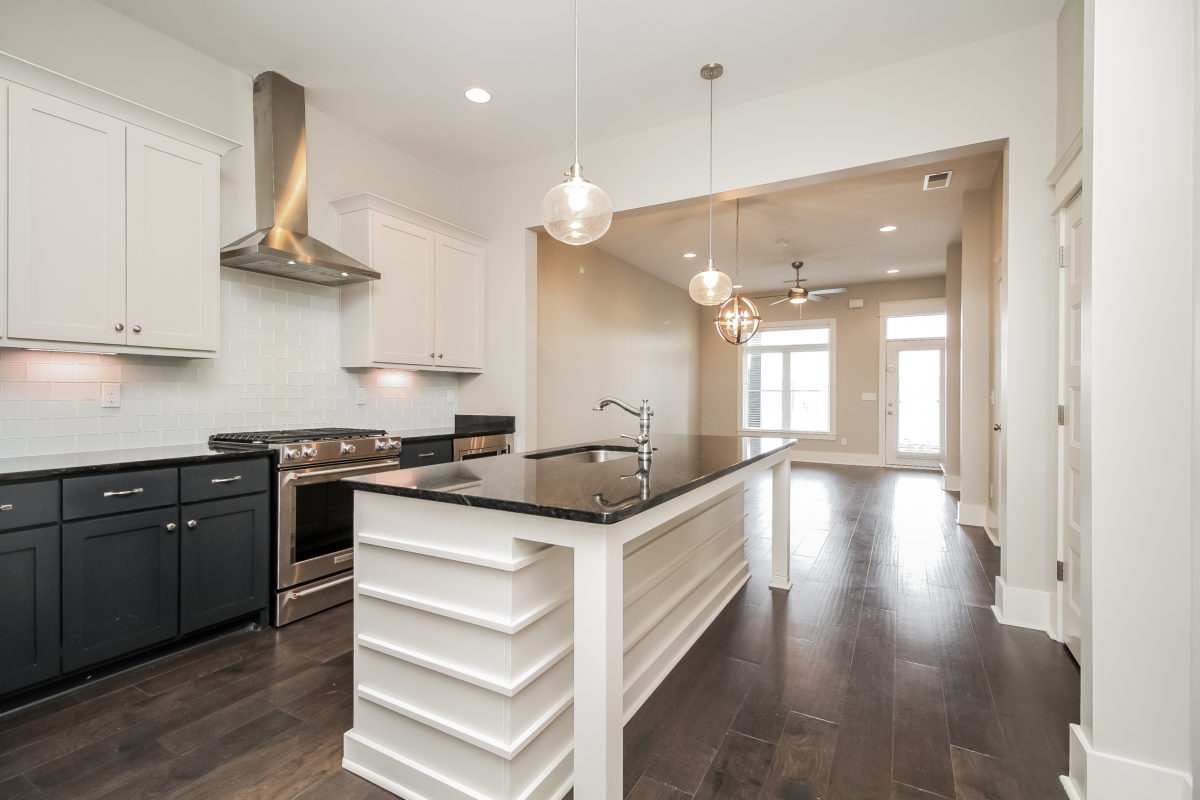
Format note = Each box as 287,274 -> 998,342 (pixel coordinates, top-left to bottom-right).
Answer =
923,170 -> 953,190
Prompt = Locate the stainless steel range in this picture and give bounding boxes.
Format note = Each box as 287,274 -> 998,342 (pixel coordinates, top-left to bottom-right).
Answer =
209,427 -> 402,625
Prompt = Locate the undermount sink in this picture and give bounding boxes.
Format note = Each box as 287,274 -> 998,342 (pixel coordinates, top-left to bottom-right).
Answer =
525,446 -> 639,464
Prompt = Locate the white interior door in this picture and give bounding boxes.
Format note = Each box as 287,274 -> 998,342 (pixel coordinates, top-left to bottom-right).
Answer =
1059,195 -> 1084,661
885,340 -> 946,467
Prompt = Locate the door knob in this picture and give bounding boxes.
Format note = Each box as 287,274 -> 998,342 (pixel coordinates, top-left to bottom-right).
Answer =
887,410 -> 893,415
993,423 -> 1002,432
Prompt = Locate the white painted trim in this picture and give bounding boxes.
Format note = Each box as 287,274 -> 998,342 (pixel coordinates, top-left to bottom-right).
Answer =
878,297 -> 947,317
1046,127 -> 1084,186
1066,723 -> 1194,800
942,473 -> 961,492
983,525 -> 999,547
737,317 -> 837,437
957,502 -> 989,527
0,51 -> 240,155
991,576 -> 1052,633
789,449 -> 884,467
330,192 -> 489,245
1060,774 -> 1084,800
357,533 -> 555,572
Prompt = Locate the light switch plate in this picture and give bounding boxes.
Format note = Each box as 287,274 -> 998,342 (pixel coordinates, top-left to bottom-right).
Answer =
848,298 -> 864,309
356,387 -> 367,405
861,392 -> 877,401
101,383 -> 121,408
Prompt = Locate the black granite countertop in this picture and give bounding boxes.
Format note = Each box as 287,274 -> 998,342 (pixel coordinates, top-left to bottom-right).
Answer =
400,414 -> 515,444
343,434 -> 795,524
0,444 -> 272,484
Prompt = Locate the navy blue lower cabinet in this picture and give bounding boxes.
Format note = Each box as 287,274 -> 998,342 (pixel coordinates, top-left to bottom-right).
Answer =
0,525 -> 61,695
62,509 -> 180,673
179,494 -> 270,635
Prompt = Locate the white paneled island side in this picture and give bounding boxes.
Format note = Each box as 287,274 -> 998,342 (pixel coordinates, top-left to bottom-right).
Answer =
340,434 -> 796,800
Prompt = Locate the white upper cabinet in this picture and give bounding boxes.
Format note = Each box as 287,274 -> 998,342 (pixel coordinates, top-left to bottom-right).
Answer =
125,127 -> 221,351
1,55 -> 238,357
335,194 -> 487,373
7,85 -> 127,346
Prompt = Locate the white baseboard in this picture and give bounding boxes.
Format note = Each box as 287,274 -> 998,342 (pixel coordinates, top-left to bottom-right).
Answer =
789,449 -> 884,467
992,576 -> 1052,633
956,502 -> 988,527
1061,774 -> 1084,800
982,525 -> 999,546
1066,723 -> 1193,800
942,473 -> 961,491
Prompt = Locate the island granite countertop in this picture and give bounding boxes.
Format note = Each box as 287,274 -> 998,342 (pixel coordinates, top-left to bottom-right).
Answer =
343,433 -> 795,524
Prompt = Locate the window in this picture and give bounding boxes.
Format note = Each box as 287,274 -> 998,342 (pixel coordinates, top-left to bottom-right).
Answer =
886,313 -> 946,340
741,321 -> 834,435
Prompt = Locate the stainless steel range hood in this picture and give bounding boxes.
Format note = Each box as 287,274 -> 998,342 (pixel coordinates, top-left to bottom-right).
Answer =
220,72 -> 379,286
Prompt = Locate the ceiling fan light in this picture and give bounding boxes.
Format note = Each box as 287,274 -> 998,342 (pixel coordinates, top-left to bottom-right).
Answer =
715,295 -> 761,345
789,296 -> 806,304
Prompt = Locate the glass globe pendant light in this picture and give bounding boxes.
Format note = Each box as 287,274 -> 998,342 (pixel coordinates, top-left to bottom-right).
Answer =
716,200 -> 761,345
541,0 -> 612,246
689,63 -> 733,306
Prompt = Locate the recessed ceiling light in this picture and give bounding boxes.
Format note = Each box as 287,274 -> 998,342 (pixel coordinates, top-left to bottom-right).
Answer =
879,225 -> 897,232
341,272 -> 350,277
886,268 -> 901,274
464,87 -> 492,104
286,260 -> 296,265
683,252 -> 697,259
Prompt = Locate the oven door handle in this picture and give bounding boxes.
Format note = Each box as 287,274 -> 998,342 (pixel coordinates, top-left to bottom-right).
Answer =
283,459 -> 400,485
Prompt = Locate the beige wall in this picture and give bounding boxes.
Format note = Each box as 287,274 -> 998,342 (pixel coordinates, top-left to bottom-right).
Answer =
945,244 -> 963,483
698,276 -> 946,457
536,234 -> 703,449
1056,0 -> 1085,159
988,171 -> 1006,521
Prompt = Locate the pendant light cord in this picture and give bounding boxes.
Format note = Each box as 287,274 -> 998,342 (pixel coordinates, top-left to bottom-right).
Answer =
574,0 -> 580,166
707,73 -> 714,270
733,198 -> 740,288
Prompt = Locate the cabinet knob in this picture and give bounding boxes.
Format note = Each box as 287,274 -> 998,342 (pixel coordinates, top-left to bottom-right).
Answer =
438,353 -> 444,359
132,325 -> 142,333
115,323 -> 125,332
429,352 -> 435,358
165,522 -> 177,532
187,520 -> 197,529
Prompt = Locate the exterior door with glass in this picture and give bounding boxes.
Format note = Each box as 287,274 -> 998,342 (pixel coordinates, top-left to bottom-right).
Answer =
885,341 -> 945,467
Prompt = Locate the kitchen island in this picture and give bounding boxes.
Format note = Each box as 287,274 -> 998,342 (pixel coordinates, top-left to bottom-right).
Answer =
340,434 -> 796,800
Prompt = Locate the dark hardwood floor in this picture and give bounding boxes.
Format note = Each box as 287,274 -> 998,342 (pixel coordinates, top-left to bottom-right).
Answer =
0,465 -> 1079,799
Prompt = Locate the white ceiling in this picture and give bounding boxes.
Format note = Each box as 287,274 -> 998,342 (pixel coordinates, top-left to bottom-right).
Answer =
595,150 -> 1002,295
97,0 -> 1057,174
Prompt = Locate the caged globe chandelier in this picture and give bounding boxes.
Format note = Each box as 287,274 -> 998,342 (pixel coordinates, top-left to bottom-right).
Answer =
540,0 -> 612,246
688,63 -> 733,306
715,199 -> 761,345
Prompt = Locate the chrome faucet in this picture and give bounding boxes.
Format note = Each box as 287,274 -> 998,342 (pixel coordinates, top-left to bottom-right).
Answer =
593,396 -> 653,464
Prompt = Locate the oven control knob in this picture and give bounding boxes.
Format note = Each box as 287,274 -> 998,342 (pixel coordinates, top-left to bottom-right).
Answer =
389,440 -> 402,450
375,439 -> 389,452
283,448 -> 300,460
341,442 -> 356,455
302,446 -> 318,459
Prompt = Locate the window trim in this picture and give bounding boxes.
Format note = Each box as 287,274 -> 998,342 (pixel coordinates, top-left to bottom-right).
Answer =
737,318 -> 837,438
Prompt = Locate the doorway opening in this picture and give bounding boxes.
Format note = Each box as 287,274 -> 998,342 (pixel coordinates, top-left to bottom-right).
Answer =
881,306 -> 947,468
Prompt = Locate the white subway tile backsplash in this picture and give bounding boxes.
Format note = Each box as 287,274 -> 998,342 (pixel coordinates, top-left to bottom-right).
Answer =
0,269 -> 456,457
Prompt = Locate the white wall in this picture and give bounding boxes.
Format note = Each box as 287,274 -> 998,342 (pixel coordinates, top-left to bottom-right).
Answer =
0,0 -> 475,455
461,22 -> 1059,607
944,244 -> 962,486
536,234 -> 701,449
1074,0 -> 1196,796
959,189 -> 992,526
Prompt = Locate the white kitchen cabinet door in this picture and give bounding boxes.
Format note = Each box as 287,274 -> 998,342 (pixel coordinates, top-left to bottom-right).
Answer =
433,235 -> 485,370
7,85 -> 127,345
125,126 -> 220,351
372,215 -> 436,366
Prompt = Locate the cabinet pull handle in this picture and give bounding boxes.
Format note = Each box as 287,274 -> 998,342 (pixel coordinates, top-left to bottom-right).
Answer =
438,353 -> 444,358
210,475 -> 242,484
187,520 -> 198,529
0,504 -> 12,511
114,323 -> 125,332
132,325 -> 142,333
418,452 -> 437,458
429,352 -> 435,358
290,574 -> 353,600
165,522 -> 177,532
104,488 -> 144,497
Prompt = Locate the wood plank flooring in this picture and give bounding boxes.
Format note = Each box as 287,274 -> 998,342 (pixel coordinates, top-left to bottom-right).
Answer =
0,465 -> 1078,799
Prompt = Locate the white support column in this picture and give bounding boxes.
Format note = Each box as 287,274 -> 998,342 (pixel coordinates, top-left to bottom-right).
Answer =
769,457 -> 792,591
573,532 -> 623,800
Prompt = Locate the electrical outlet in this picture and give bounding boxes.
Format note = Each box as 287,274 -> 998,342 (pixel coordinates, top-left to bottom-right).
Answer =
356,387 -> 367,405
101,383 -> 121,408
840,437 -> 848,446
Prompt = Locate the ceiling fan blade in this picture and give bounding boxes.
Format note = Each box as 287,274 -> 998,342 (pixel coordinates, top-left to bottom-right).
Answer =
768,297 -> 790,306
810,287 -> 848,295
808,295 -> 824,302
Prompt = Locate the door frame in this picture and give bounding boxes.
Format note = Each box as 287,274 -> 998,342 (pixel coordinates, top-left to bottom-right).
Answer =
877,297 -> 948,470
884,339 -> 947,468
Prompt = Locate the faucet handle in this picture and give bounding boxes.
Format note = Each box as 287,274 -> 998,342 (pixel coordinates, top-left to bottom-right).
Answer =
621,433 -> 648,445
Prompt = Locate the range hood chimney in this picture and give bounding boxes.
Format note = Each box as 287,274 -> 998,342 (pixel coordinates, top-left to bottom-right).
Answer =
220,72 -> 380,286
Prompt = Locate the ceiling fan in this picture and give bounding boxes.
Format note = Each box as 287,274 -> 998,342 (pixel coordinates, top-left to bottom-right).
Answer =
762,261 -> 848,305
